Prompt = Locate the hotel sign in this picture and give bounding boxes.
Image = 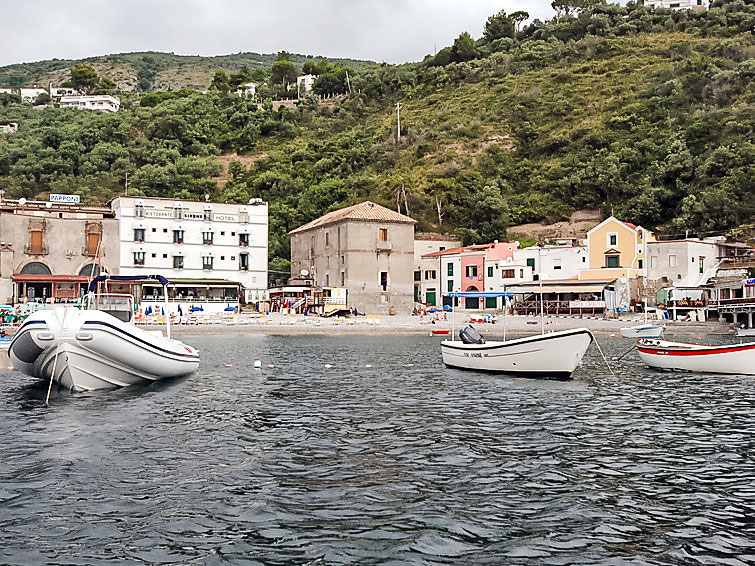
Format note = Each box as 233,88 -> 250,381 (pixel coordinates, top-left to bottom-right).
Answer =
50,193 -> 80,204
213,213 -> 238,222
144,210 -> 174,219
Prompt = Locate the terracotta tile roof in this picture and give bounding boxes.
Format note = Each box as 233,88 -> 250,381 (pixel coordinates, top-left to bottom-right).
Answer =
289,201 -> 416,234
422,243 -> 495,258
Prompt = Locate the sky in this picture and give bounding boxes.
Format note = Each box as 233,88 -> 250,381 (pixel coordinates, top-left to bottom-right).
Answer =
0,1 -> 558,67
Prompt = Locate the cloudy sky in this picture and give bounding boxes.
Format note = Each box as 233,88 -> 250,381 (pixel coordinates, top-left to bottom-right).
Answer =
1,1 -> 557,67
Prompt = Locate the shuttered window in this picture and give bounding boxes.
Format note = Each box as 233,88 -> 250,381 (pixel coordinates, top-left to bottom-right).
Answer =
86,233 -> 100,255
30,231 -> 43,253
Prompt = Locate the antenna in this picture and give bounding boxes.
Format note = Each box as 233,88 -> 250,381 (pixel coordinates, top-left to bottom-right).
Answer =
396,102 -> 401,143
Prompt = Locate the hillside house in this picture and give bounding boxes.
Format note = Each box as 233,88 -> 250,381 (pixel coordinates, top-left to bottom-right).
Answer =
19,88 -> 47,103
296,74 -> 317,96
59,95 -> 120,113
413,233 -> 461,306
645,0 -> 709,11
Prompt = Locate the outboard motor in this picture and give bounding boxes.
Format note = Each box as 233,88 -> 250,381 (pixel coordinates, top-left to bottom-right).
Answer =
459,325 -> 485,344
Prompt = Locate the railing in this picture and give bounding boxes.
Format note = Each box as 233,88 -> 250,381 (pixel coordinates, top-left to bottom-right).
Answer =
512,299 -> 604,315
24,244 -> 48,255
376,241 -> 392,251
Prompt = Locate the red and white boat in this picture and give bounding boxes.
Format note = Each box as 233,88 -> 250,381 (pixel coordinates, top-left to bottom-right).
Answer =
637,338 -> 755,375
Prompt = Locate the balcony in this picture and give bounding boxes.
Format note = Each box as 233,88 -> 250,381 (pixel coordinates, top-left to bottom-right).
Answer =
24,244 -> 48,255
376,240 -> 392,252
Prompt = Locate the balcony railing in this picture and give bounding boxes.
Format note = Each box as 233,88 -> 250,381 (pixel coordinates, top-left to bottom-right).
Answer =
24,244 -> 48,255
376,240 -> 392,251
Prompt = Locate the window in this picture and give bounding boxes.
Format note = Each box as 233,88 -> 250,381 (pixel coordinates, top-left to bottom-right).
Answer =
220,231 -> 225,236
202,256 -> 213,270
699,257 -> 705,274
380,271 -> 388,291
379,228 -> 388,241
173,207 -> 183,220
447,263 -> 454,276
163,228 -> 168,233
447,280 -> 454,292
152,227 -> 157,232
414,270 -> 421,282
582,257 -> 586,263
239,233 -> 249,247
231,232 -> 235,236
203,210 -> 212,221
526,258 -> 535,269
173,256 -> 184,269
424,270 -> 436,280
340,272 -> 345,286
487,266 -> 493,278
151,253 -> 156,258
325,274 -> 330,286
133,252 -> 145,266
466,265 -> 478,278
638,259 -> 643,269
605,255 -> 620,268
239,253 -> 249,271
638,231 -> 643,242
86,233 -> 100,255
650,256 -> 657,268
502,269 -> 515,278
173,230 -> 184,244
669,255 -> 677,267
134,228 -> 145,242
220,256 -> 225,261
608,233 -> 618,247
439,246 -> 445,251
135,204 -> 144,218
202,231 -> 213,245
325,232 -> 330,246
30,230 -> 43,253
553,262 -> 562,270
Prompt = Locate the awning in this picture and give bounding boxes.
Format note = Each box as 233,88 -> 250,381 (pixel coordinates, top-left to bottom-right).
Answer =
507,282 -> 610,294
448,291 -> 514,298
12,274 -> 91,282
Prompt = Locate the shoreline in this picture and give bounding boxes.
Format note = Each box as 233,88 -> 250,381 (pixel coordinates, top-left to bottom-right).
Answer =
142,312 -> 732,337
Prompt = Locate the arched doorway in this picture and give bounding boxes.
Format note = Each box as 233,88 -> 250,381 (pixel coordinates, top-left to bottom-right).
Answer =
465,286 -> 479,309
18,262 -> 52,301
79,264 -> 101,277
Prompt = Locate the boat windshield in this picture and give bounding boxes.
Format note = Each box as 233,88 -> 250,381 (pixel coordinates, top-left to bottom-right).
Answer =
86,293 -> 134,323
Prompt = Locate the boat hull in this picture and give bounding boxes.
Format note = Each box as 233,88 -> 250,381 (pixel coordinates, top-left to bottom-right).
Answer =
9,308 -> 200,391
637,338 -> 755,375
441,328 -> 593,379
620,325 -> 665,338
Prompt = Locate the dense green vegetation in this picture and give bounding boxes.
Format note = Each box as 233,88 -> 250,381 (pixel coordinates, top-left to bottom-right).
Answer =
0,0 -> 753,281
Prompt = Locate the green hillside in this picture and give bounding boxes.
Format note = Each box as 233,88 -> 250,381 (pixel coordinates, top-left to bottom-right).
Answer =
0,51 -> 375,92
0,1 -> 753,280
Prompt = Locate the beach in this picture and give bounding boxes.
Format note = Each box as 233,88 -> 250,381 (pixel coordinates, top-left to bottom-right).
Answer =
151,311 -> 732,337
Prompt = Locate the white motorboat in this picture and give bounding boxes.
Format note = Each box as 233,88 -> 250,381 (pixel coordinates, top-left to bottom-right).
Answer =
736,328 -> 755,337
8,275 -> 199,391
620,324 -> 665,338
637,338 -> 755,375
441,326 -> 594,379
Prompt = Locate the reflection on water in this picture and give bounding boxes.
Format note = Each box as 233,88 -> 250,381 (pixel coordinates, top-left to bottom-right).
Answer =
1,333 -> 754,565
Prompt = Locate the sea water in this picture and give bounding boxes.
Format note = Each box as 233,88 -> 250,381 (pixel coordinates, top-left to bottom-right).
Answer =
1,334 -> 753,564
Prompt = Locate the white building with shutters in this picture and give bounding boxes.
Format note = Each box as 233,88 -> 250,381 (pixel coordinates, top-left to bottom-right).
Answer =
111,196 -> 268,306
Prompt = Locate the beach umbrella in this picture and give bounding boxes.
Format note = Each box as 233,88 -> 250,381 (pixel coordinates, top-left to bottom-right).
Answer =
224,306 -> 235,311
177,304 -> 183,315
443,305 -> 453,312
145,306 -> 152,315
161,307 -> 165,315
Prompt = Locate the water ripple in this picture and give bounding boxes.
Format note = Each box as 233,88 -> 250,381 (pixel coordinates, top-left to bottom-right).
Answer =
1,333 -> 753,564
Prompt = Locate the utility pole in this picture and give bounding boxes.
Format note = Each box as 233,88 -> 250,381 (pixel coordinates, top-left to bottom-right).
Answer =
396,102 -> 402,144
345,70 -> 352,94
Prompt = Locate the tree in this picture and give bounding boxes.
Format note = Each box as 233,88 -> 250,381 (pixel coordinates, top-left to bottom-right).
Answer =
511,10 -> 530,32
270,59 -> 297,89
96,77 -> 116,94
229,66 -> 253,91
484,11 -> 515,41
209,70 -> 231,94
70,64 -> 99,93
451,32 -> 477,62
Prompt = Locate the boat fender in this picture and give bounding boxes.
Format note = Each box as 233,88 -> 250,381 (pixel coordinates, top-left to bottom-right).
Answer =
267,364 -> 275,368
365,364 -> 373,368
75,332 -> 93,341
253,360 -> 262,368
325,364 -> 332,368
37,332 -> 55,341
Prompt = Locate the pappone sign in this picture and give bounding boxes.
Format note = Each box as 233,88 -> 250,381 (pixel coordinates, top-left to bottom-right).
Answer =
49,193 -> 80,204
569,300 -> 605,308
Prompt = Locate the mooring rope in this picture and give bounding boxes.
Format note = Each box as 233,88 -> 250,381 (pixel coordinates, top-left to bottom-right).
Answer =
44,308 -> 68,406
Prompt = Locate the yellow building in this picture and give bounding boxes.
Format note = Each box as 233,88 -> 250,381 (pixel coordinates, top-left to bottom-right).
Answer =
579,216 -> 655,280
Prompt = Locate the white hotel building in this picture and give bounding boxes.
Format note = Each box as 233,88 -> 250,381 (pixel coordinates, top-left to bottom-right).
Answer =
111,196 -> 268,308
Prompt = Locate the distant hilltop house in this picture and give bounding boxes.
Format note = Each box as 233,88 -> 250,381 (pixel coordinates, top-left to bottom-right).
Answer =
0,88 -> 12,95
296,74 -> 316,95
19,87 -> 47,103
1,122 -> 18,134
59,94 -> 120,113
236,82 -> 256,98
49,86 -> 81,98
645,0 -> 709,11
